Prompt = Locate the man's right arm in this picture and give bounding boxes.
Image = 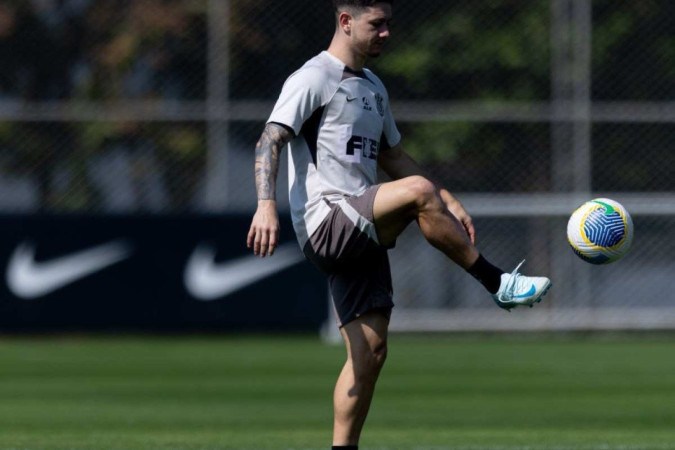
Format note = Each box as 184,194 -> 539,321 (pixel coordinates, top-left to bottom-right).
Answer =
247,123 -> 294,257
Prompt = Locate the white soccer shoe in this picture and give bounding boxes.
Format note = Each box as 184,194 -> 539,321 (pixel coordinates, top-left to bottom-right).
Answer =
492,260 -> 551,311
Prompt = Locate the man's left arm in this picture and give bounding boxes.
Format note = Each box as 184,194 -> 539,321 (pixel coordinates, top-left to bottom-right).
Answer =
378,143 -> 476,244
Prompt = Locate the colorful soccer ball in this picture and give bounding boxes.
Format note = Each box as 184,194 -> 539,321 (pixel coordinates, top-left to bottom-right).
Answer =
566,198 -> 633,264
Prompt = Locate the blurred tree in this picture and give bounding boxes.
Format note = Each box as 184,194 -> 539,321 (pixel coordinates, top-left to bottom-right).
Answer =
369,1 -> 551,191
371,0 -> 550,101
593,0 -> 675,100
230,0 -> 332,99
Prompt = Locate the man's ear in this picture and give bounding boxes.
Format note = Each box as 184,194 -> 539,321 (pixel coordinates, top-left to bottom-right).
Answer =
338,11 -> 352,34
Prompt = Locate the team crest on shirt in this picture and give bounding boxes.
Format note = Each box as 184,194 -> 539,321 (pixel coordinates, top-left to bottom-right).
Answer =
375,93 -> 385,117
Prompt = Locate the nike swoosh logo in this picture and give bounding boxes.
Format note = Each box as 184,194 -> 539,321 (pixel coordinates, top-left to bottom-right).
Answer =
6,240 -> 133,299
514,285 -> 536,299
592,199 -> 616,216
346,96 -> 358,102
184,242 -> 305,301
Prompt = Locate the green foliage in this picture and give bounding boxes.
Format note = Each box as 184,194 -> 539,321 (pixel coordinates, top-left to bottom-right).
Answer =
373,1 -> 550,100
77,123 -> 119,155
159,126 -> 205,161
400,122 -> 471,163
368,2 -> 552,180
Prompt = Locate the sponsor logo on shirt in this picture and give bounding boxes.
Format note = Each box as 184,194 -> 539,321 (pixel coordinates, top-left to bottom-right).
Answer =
375,93 -> 385,116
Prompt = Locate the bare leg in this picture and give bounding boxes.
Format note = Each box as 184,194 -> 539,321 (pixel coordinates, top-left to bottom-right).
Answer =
333,310 -> 389,446
373,175 -> 479,269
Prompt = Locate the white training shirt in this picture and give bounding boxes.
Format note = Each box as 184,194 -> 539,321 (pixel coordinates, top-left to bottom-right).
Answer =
267,51 -> 401,247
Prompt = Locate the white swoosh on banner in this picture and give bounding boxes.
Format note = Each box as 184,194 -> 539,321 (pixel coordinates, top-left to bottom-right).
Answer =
183,242 -> 305,301
6,240 -> 134,300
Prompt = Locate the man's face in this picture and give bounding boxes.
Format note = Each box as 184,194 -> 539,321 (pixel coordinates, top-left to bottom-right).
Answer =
348,3 -> 392,58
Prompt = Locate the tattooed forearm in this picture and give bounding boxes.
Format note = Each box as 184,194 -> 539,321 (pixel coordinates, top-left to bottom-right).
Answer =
255,123 -> 293,200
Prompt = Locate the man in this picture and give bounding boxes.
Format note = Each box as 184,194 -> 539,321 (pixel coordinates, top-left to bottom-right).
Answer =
247,1 -> 552,448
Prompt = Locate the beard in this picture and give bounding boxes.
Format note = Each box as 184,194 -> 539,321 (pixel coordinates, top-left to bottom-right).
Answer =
365,40 -> 386,57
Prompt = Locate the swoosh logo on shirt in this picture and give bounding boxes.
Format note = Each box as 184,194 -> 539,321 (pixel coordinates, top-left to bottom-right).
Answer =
346,96 -> 358,102
183,242 -> 305,301
6,240 -> 133,299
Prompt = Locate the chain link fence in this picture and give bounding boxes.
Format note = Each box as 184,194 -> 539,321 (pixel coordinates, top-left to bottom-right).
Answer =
1,0 -> 674,330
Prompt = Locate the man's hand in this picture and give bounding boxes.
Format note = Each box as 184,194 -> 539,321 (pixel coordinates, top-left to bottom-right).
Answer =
247,200 -> 280,257
439,189 -> 475,245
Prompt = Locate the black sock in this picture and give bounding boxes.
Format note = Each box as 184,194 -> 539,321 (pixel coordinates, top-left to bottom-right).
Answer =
466,254 -> 504,294
332,447 -> 358,450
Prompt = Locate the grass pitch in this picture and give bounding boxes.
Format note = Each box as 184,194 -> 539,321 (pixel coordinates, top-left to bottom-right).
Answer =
0,334 -> 674,450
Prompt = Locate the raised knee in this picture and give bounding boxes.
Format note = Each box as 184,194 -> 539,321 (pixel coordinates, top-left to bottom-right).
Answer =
404,176 -> 438,209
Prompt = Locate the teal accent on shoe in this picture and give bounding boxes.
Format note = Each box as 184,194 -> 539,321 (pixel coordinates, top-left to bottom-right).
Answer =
514,284 -> 536,298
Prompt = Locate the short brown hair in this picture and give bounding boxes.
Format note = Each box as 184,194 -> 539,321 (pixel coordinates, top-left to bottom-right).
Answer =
333,0 -> 393,12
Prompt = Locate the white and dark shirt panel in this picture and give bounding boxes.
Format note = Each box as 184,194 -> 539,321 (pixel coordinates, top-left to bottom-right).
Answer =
268,51 -> 401,247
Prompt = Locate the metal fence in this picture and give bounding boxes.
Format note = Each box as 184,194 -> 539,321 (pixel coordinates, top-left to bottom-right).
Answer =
1,0 -> 674,331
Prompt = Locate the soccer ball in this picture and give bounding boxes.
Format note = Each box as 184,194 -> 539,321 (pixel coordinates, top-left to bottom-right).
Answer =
566,198 -> 633,264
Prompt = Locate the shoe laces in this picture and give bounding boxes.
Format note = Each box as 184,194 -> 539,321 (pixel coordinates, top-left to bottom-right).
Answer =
500,259 -> 526,301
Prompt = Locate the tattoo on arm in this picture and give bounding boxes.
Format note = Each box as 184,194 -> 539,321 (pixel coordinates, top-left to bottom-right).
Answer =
255,123 -> 293,200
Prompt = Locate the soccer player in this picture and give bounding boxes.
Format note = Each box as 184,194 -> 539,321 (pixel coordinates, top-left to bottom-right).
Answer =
247,1 -> 552,448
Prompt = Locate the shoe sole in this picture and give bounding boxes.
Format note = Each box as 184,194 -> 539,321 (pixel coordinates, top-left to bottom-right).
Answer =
531,281 -> 552,306
495,281 -> 553,311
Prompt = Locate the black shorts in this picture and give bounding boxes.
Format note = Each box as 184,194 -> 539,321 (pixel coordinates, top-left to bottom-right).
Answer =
303,185 -> 394,327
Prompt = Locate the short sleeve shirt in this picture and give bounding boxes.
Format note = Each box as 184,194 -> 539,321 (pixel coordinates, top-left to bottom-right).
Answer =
267,51 -> 401,247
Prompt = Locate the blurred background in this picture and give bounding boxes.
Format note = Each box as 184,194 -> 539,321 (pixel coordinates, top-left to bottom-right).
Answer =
0,0 -> 674,333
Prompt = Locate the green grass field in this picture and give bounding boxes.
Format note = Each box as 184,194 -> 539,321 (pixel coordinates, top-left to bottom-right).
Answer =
1,334 -> 674,450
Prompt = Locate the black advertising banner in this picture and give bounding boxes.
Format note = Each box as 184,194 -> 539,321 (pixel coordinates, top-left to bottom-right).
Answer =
0,214 -> 328,332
